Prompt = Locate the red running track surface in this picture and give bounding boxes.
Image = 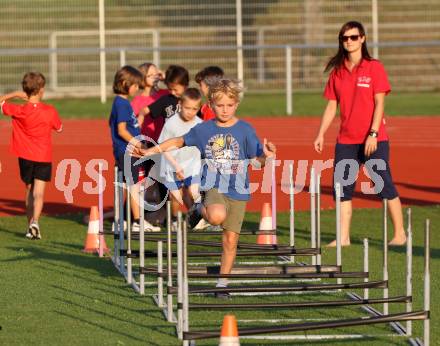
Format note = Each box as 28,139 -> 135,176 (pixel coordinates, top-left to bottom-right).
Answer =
1,117 -> 439,217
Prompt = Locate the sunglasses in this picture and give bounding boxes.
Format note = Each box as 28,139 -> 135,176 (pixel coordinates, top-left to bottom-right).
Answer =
341,35 -> 361,42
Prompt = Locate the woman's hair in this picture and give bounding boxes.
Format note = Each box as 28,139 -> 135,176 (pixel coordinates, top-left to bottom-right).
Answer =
195,66 -> 224,84
181,87 -> 202,103
137,62 -> 156,90
324,21 -> 372,73
112,65 -> 142,95
164,65 -> 189,87
22,72 -> 46,97
208,78 -> 243,103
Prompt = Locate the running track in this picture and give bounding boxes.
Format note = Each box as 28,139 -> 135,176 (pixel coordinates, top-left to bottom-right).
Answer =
1,117 -> 439,216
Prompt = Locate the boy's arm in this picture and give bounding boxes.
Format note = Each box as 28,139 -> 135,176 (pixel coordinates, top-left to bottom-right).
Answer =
163,151 -> 185,180
0,91 -> 27,104
137,113 -> 145,127
138,106 -> 150,118
117,122 -> 142,148
136,136 -> 185,157
0,91 -> 28,114
253,138 -> 276,167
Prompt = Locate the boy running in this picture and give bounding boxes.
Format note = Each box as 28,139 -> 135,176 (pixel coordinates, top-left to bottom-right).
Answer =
135,79 -> 276,297
156,88 -> 203,228
0,72 -> 62,239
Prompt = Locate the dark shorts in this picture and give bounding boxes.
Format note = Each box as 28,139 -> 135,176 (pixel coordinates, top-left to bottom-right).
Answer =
333,141 -> 399,201
116,154 -> 145,185
18,158 -> 52,184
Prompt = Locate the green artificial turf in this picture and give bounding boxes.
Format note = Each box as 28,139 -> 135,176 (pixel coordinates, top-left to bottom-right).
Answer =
0,206 -> 438,345
43,91 -> 440,119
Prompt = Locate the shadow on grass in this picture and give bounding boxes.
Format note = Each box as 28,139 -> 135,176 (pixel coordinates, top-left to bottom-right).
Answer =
0,199 -> 115,226
3,243 -> 121,278
54,310 -> 167,345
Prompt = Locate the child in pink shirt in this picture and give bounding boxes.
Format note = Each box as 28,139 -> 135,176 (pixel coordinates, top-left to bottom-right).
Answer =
131,63 -> 169,142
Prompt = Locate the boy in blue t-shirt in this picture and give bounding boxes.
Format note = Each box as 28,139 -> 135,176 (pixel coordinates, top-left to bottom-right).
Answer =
135,79 -> 276,297
109,65 -> 160,232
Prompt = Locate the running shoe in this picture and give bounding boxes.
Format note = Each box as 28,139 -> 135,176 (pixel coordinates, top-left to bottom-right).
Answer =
29,221 -> 41,240
214,291 -> 231,299
193,218 -> 211,231
132,220 -> 161,233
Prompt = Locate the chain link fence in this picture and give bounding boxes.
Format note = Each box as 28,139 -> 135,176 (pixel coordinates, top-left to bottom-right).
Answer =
1,0 -> 439,97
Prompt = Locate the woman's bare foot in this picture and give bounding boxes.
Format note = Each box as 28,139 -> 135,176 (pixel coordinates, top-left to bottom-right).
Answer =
326,239 -> 351,247
388,234 -> 407,246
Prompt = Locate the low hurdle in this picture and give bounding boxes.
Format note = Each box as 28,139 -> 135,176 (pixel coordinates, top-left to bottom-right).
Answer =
178,216 -> 431,345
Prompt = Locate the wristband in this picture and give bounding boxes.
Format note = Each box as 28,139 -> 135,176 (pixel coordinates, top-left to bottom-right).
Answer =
369,130 -> 378,138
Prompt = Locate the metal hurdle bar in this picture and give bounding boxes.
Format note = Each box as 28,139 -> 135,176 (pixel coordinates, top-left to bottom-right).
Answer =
112,166 -> 120,267
316,172 -> 321,266
335,182 -> 342,286
179,215 -> 431,345
347,207 -> 423,344
152,201 -> 177,321
383,199 -> 389,315
118,169 -> 125,275
310,167 -> 317,266
126,184 -> 132,284
289,162 -> 295,263
407,208 -> 413,336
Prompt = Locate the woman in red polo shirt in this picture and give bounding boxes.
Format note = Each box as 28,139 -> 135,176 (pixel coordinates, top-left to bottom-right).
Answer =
313,21 -> 406,247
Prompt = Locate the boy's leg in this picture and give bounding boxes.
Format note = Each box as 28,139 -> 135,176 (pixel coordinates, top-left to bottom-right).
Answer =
25,183 -> 34,224
130,182 -> 140,221
31,179 -> 46,223
170,188 -> 183,217
18,158 -> 35,224
220,230 -> 239,274
202,204 -> 226,226
182,183 -> 197,210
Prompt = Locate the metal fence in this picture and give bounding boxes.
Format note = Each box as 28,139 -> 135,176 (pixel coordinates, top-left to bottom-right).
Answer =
1,0 -> 440,103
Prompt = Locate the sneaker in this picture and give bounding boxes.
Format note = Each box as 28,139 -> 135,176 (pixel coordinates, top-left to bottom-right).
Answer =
25,230 -> 33,239
210,225 -> 223,232
193,218 -> 211,231
214,291 -> 231,299
187,203 -> 203,229
29,222 -> 41,240
132,220 -> 161,233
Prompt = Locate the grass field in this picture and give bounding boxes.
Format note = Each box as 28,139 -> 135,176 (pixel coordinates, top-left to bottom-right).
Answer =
0,206 -> 438,345
44,91 -> 440,119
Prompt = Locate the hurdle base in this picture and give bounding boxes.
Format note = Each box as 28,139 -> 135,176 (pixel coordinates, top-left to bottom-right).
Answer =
348,292 -> 405,332
152,295 -> 177,323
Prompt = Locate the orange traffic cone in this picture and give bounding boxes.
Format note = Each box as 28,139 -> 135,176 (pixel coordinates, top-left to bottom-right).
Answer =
219,314 -> 240,346
83,206 -> 109,253
257,202 -> 277,245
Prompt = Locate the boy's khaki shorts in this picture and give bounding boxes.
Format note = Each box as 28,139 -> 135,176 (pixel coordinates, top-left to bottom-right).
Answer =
204,189 -> 247,234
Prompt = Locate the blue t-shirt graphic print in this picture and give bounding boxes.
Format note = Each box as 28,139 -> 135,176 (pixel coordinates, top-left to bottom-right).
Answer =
183,119 -> 263,201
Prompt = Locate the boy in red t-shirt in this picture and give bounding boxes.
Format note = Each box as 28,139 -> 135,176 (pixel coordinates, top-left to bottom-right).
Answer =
195,66 -> 224,121
0,72 -> 62,240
